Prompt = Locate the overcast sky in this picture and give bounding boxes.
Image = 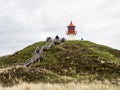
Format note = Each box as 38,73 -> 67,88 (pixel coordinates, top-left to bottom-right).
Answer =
0,0 -> 120,56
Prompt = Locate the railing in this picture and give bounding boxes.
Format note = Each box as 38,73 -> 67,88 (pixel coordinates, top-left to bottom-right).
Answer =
21,37 -> 66,67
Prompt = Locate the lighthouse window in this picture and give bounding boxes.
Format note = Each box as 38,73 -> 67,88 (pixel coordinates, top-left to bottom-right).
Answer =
69,27 -> 74,30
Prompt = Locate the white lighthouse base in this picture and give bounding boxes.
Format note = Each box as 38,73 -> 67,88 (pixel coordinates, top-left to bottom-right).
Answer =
67,35 -> 76,40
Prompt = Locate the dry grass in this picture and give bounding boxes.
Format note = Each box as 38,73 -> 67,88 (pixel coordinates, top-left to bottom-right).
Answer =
0,66 -> 21,73
0,81 -> 119,90
0,67 -> 12,73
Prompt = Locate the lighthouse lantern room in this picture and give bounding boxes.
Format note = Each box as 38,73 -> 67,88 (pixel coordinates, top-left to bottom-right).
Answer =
66,21 -> 77,40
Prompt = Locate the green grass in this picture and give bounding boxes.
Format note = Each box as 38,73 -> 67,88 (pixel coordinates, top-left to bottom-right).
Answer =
0,41 -> 45,67
0,40 -> 120,86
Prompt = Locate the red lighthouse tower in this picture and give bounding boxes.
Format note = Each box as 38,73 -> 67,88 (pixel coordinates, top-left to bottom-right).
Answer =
66,21 -> 77,40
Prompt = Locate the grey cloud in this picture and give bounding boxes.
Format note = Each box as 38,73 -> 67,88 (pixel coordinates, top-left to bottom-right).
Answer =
0,0 -> 120,56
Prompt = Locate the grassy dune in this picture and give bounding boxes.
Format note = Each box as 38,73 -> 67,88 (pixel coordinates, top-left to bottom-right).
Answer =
0,82 -> 120,90
0,41 -> 120,88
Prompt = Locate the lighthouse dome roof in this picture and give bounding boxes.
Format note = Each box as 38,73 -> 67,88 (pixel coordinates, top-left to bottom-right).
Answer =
68,21 -> 75,26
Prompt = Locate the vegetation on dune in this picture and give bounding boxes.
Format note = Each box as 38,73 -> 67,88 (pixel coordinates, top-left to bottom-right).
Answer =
0,41 -> 45,67
0,67 -> 66,86
0,40 -> 120,86
0,82 -> 120,90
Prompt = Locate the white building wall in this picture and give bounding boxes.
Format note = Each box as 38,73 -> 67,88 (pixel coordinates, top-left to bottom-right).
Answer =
67,35 -> 76,40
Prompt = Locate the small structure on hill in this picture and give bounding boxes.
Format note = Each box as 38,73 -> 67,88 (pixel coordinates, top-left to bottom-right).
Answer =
66,21 -> 77,40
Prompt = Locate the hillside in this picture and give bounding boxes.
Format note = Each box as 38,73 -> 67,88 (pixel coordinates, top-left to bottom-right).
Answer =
0,40 -> 120,86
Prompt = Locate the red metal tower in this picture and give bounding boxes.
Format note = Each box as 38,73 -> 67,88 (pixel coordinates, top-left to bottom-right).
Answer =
66,21 -> 77,40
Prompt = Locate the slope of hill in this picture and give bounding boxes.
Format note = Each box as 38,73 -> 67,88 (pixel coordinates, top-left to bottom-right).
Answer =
0,40 -> 120,86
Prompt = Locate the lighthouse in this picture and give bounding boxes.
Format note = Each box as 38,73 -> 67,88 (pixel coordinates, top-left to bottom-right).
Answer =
66,21 -> 77,40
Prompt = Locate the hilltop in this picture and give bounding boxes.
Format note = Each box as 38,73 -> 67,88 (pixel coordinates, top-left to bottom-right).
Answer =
0,40 -> 120,86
